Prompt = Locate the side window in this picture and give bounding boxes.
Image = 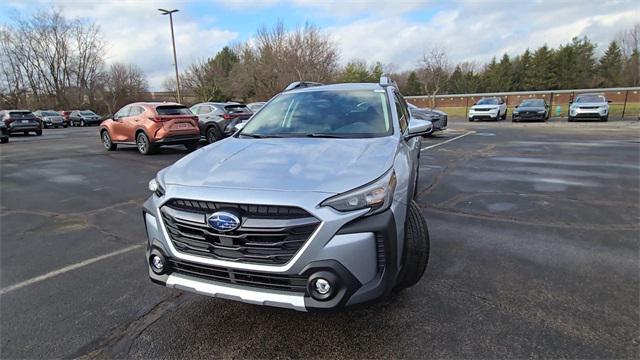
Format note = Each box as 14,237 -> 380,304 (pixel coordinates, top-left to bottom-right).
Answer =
115,106 -> 130,118
197,106 -> 211,115
393,91 -> 409,132
129,106 -> 144,116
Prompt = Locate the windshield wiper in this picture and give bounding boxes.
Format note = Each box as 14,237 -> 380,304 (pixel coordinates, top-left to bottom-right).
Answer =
240,133 -> 285,138
305,133 -> 349,138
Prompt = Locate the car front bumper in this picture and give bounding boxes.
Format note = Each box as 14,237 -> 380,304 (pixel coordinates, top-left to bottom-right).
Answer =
468,110 -> 499,120
570,108 -> 608,119
142,186 -> 404,311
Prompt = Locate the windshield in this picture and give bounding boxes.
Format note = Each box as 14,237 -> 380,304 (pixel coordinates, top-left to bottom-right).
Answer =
520,99 -> 544,107
43,111 -> 59,116
240,90 -> 391,138
224,104 -> 251,114
156,105 -> 192,115
575,95 -> 605,103
9,111 -> 34,118
477,98 -> 499,105
80,111 -> 96,116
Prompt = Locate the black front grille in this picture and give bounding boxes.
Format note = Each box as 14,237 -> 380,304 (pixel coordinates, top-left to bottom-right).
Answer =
168,258 -> 307,292
162,199 -> 319,265
166,198 -> 310,219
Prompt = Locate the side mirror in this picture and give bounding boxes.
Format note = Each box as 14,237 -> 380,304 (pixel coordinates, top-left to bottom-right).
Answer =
569,101 -> 573,104
406,118 -> 432,139
234,121 -> 247,132
607,100 -> 612,103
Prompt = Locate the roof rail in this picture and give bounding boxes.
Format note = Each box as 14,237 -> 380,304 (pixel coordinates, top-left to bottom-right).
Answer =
379,74 -> 397,88
284,81 -> 324,91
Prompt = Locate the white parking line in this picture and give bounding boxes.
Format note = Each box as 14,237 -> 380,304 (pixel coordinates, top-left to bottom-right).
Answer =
421,131 -> 475,151
0,244 -> 143,296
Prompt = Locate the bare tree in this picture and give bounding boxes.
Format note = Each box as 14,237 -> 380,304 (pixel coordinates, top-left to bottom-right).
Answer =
98,62 -> 148,114
1,10 -> 105,109
616,23 -> 639,58
418,47 -> 451,108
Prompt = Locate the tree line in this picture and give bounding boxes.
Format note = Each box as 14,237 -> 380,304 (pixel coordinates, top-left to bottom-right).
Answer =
0,11 -> 148,114
1,9 -> 637,113
173,23 -> 639,105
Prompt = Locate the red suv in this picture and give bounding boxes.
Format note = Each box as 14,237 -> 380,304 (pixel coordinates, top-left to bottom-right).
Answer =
99,102 -> 200,155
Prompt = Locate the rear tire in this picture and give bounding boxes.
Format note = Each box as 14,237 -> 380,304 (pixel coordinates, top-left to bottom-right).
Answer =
395,200 -> 430,290
101,130 -> 117,151
205,125 -> 222,144
185,141 -> 199,151
136,132 -> 155,155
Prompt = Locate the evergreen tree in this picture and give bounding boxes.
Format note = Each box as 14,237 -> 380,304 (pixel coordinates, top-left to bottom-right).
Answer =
340,60 -> 372,83
623,49 -> 640,86
369,62 -> 384,82
496,53 -> 513,91
529,45 -> 556,90
403,71 -> 422,95
598,40 -> 624,87
512,49 -> 532,90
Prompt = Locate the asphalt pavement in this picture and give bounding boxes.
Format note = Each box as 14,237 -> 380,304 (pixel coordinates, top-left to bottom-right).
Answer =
0,120 -> 638,359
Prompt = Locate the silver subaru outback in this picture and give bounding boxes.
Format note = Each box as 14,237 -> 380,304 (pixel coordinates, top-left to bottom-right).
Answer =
142,76 -> 431,311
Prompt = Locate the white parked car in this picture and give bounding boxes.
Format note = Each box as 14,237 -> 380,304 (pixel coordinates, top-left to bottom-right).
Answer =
568,94 -> 610,122
468,97 -> 507,121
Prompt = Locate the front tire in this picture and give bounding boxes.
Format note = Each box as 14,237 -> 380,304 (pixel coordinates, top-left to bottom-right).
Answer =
35,130 -> 42,136
101,130 -> 117,151
601,115 -> 608,122
501,110 -> 507,120
1,137 -> 8,143
136,132 -> 155,155
395,200 -> 430,290
80,120 -> 86,127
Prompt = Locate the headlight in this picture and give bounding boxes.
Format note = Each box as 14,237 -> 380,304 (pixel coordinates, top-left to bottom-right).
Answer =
513,111 -> 519,115
321,169 -> 397,216
537,110 -> 546,114
148,178 -> 165,197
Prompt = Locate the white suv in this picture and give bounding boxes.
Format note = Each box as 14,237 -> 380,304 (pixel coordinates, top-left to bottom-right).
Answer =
468,97 -> 507,121
568,94 -> 610,122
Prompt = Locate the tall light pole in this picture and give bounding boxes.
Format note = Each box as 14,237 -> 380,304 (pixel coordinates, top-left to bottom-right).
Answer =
158,8 -> 181,103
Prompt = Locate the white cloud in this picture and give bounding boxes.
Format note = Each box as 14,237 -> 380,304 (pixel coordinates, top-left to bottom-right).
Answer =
18,0 -> 238,90
326,0 -> 639,71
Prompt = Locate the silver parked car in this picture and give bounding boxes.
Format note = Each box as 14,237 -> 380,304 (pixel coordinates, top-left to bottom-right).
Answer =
143,76 -> 431,311
468,97 -> 507,121
568,93 -> 610,122
33,110 -> 66,128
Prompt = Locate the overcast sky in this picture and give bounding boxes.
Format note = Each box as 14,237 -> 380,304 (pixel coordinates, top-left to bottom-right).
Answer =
1,0 -> 638,90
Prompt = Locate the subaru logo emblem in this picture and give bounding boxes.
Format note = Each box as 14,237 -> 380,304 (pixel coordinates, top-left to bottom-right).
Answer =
207,211 -> 241,232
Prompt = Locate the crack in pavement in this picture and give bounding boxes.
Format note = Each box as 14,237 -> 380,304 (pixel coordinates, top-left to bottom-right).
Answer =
73,292 -> 190,359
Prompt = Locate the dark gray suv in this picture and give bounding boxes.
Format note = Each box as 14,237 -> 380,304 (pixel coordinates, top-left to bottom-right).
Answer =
190,102 -> 252,144
144,77 -> 432,311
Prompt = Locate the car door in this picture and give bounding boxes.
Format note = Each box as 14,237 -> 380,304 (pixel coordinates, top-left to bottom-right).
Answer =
110,105 -> 131,142
393,90 -> 420,200
123,105 -> 145,142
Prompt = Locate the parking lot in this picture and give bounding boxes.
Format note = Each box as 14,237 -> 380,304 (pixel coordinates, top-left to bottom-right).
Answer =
1,119 -> 639,358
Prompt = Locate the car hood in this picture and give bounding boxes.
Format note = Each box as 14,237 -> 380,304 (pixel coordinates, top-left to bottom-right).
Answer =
516,106 -> 545,112
471,104 -> 500,110
573,102 -> 606,107
162,136 -> 398,194
44,116 -> 64,120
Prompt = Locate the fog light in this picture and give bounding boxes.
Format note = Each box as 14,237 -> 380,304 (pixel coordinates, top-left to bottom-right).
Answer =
314,278 -> 331,295
150,254 -> 165,274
